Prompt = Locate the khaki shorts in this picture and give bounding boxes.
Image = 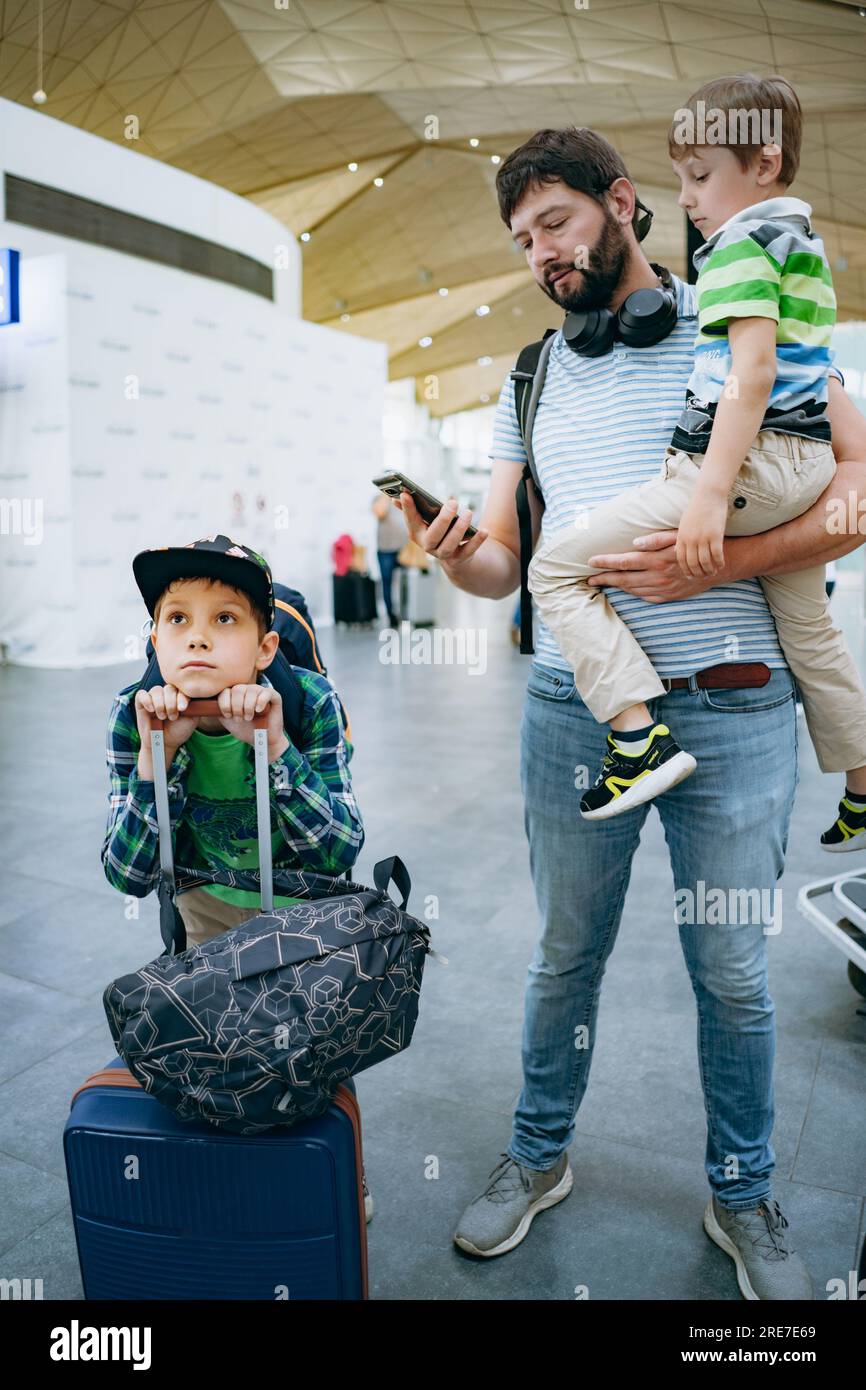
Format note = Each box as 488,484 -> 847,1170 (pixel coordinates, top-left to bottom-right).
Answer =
176,885 -> 260,947
662,428 -> 836,534
526,429 -> 866,770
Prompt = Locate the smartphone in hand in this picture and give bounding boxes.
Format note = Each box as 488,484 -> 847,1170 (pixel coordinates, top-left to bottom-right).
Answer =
373,471 -> 479,541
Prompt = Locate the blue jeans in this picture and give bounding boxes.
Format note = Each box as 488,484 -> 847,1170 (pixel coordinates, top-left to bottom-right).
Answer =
508,662 -> 799,1210
378,551 -> 400,625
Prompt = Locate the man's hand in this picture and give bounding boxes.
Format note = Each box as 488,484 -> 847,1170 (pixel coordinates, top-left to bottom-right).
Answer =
675,489 -> 729,579
586,530 -> 719,603
393,489 -> 488,575
214,685 -> 288,762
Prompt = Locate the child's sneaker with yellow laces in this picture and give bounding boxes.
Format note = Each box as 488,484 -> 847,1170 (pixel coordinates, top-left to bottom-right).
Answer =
820,789 -> 866,852
580,722 -> 696,821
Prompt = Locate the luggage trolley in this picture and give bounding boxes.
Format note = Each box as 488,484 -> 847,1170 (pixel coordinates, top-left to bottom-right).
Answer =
797,870 -> 866,1001
798,868 -> 866,1290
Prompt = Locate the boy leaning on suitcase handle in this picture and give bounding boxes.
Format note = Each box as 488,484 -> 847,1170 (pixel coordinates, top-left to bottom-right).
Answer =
102,533 -> 365,939
130,562 -> 293,933
132,537 -> 290,776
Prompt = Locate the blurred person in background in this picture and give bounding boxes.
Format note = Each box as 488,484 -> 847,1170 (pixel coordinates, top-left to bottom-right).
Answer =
372,491 -> 406,629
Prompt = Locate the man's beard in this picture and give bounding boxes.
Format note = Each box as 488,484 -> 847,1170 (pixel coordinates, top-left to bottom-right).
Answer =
543,207 -> 630,314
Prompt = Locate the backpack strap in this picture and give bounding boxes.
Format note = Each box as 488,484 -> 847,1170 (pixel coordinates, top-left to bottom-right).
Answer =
272,583 -> 352,742
272,584 -> 325,673
511,329 -> 557,655
262,649 -> 308,747
274,598 -> 324,672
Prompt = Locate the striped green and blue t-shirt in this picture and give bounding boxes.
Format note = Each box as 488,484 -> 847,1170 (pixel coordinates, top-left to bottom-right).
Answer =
671,196 -> 837,454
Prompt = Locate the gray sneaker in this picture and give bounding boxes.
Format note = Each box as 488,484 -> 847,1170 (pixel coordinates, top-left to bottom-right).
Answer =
453,1151 -> 573,1258
703,1195 -> 813,1299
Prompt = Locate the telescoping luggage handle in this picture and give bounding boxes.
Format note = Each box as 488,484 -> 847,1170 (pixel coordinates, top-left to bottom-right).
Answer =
149,701 -> 430,939
150,697 -> 276,913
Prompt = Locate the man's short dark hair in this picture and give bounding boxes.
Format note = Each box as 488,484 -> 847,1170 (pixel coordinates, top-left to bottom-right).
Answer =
495,126 -> 646,236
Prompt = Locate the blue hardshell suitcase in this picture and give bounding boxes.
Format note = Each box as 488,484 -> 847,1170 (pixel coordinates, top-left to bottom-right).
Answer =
64,1054 -> 368,1300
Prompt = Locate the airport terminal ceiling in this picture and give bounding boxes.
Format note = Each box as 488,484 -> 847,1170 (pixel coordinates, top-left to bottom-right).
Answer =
1,0 -> 865,414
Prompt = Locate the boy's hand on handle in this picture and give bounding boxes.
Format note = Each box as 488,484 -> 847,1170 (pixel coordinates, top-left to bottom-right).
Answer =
215,685 -> 288,761
135,685 -> 202,778
393,489 -> 488,573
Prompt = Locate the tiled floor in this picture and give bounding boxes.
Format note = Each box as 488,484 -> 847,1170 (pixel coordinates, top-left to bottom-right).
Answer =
1,577 -> 864,1300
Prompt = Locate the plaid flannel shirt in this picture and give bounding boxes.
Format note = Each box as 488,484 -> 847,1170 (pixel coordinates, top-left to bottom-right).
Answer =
101,668 -> 364,897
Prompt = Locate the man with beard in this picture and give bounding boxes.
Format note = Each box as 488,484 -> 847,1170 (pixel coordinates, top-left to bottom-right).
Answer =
394,124 -> 866,1298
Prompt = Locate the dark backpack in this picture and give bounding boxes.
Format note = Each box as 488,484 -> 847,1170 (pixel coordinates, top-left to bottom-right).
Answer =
140,579 -> 352,749
511,329 -> 558,657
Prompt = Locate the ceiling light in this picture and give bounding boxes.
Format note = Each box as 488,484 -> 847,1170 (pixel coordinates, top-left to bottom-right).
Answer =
491,155 -> 500,164
438,287 -> 449,296
348,162 -> 358,172
480,394 -> 490,403
469,138 -> 479,147
477,356 -> 492,366
340,314 -> 351,323
373,177 -> 384,187
33,89 -> 47,104
300,231 -> 311,242
475,304 -> 490,317
419,336 -> 433,348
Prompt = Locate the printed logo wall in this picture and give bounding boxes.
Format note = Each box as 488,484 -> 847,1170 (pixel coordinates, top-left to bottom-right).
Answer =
0,247 -> 386,667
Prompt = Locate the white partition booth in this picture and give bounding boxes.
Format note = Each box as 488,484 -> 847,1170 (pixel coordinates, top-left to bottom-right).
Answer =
0,97 -> 386,667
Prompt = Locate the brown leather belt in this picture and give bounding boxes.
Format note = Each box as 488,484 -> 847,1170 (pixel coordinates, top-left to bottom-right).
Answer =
661,661 -> 771,693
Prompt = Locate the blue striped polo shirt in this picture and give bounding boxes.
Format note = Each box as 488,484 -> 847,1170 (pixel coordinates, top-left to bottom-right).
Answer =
490,271 -> 843,678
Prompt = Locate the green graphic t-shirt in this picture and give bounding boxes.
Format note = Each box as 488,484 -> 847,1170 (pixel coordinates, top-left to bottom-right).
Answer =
183,728 -> 304,909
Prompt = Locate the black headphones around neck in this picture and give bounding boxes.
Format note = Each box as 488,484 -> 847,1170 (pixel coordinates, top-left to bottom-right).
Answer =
562,261 -> 678,357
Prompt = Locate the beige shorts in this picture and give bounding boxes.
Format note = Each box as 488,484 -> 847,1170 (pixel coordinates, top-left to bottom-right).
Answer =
663,428 -> 836,534
176,885 -> 260,947
527,429 -> 866,770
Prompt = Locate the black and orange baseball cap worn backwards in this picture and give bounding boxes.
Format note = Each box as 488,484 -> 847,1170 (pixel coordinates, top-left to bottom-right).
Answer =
132,533 -> 276,630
